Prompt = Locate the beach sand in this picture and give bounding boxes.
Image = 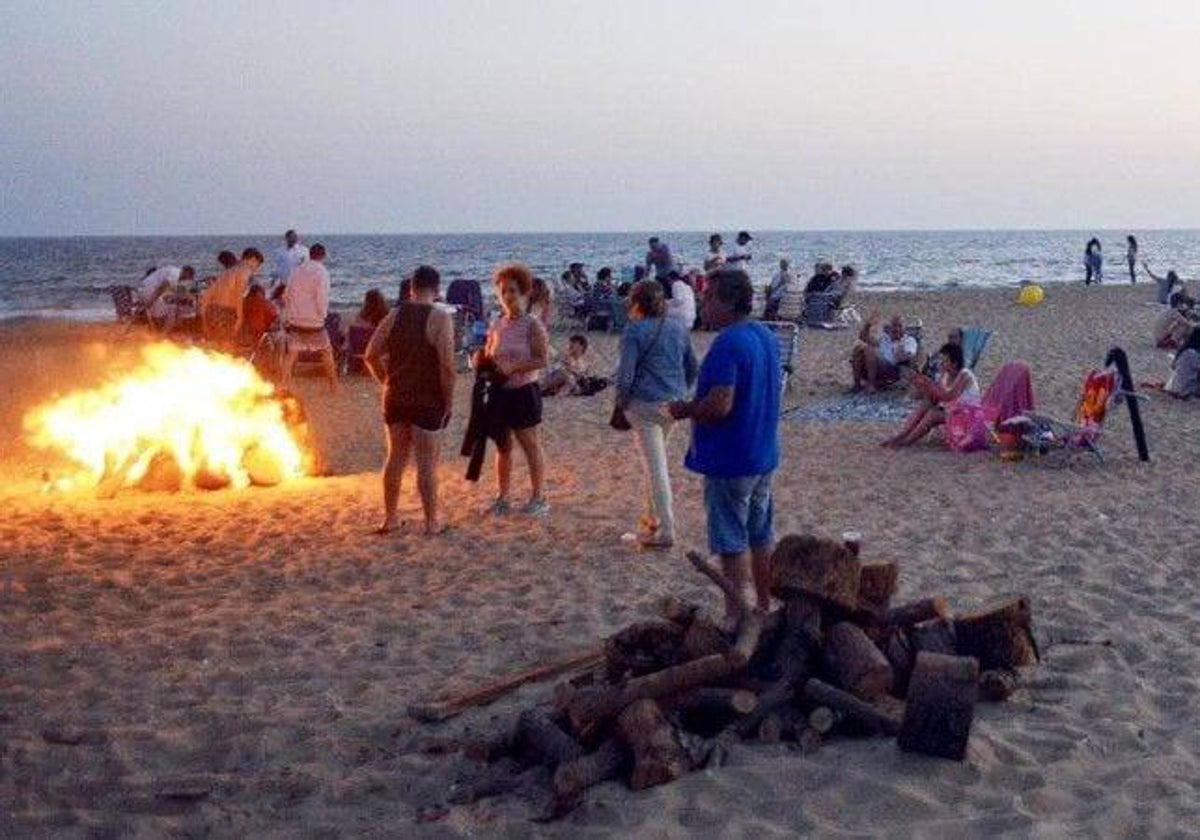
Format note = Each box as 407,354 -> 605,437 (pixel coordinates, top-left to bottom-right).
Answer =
3,283 -> 1200,838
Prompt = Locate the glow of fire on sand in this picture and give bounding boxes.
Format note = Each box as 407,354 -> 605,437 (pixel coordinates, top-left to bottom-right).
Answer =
23,342 -> 312,494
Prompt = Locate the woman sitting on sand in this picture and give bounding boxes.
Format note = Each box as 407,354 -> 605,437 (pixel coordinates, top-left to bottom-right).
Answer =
483,263 -> 551,516
883,342 -> 979,448
352,289 -> 390,331
1157,328 -> 1200,400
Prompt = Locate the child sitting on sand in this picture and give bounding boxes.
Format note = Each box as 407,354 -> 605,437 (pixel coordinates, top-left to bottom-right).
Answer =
540,334 -> 593,396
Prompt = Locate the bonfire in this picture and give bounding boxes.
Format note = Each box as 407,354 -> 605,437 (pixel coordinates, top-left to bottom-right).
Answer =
24,342 -> 313,495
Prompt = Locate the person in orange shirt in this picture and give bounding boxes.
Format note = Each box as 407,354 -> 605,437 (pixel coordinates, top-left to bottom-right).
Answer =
241,283 -> 278,342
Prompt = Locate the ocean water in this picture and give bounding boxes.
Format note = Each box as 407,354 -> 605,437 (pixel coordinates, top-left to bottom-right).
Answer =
1,229 -> 1197,321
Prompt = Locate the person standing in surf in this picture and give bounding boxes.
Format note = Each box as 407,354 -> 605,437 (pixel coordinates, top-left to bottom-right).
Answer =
1126,235 -> 1139,284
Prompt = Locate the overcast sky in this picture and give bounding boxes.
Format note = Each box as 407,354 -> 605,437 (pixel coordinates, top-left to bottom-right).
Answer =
2,0 -> 1198,235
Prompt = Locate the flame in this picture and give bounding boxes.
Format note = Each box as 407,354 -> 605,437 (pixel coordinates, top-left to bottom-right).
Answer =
24,342 -> 312,493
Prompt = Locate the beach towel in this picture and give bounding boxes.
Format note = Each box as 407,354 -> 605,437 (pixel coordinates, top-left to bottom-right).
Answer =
945,401 -> 990,452
981,361 -> 1035,426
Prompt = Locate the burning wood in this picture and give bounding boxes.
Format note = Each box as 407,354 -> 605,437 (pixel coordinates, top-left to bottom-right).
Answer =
23,342 -> 313,495
411,534 -> 1040,819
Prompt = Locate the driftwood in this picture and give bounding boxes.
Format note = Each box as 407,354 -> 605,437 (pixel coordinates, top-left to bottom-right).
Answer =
909,617 -> 957,656
898,653 -> 979,760
514,708 -> 583,768
409,645 -> 605,722
979,669 -> 1020,702
806,705 -> 837,735
551,738 -> 626,804
617,700 -> 691,790
803,679 -> 902,736
770,535 -> 862,611
954,596 -> 1038,670
676,688 -> 758,723
823,622 -> 894,700
686,551 -> 745,609
564,653 -> 739,743
886,597 -> 951,629
681,616 -> 731,661
605,621 -> 685,681
657,596 -> 701,626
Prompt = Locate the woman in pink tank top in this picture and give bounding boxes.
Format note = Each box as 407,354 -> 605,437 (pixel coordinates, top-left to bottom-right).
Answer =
483,263 -> 550,517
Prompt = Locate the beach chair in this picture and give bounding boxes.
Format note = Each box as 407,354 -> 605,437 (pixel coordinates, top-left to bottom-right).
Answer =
802,291 -> 840,328
295,312 -> 346,372
554,289 -> 588,330
108,285 -> 151,332
962,327 -> 992,370
762,320 -> 801,396
1000,369 -> 1118,462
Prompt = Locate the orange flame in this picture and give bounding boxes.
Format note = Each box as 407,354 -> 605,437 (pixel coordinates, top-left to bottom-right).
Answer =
24,342 -> 311,493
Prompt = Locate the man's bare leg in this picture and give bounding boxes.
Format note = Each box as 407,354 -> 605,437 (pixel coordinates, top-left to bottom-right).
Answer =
863,349 -> 880,392
323,348 -> 339,392
380,422 -> 413,532
719,551 -> 753,627
281,345 -> 300,390
750,543 -> 773,613
412,426 -> 443,534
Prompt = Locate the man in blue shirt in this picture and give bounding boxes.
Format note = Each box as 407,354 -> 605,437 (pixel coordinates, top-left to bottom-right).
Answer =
669,268 -> 781,625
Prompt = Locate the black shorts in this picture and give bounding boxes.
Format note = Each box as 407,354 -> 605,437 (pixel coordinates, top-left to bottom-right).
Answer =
384,390 -> 448,432
492,383 -> 542,432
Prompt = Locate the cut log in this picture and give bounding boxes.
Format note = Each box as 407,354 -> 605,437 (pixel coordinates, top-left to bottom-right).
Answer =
729,611 -> 765,668
732,681 -> 794,738
675,688 -> 758,719
858,560 -> 898,611
898,653 -> 979,760
681,616 -> 731,661
462,727 -> 515,763
617,700 -> 691,790
823,622 -> 894,700
909,618 -> 957,656
770,535 -> 862,611
408,645 -> 605,722
757,714 -> 785,744
954,596 -> 1038,671
803,679 -> 902,736
979,668 -> 1019,702
886,597 -> 951,629
604,621 -> 685,681
657,596 -> 700,627
806,706 -> 836,735
550,738 -> 626,805
795,726 -> 822,754
514,708 -> 584,768
563,653 -> 738,743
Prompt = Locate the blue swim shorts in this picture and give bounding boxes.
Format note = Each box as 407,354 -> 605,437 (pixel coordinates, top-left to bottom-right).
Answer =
703,472 -> 775,556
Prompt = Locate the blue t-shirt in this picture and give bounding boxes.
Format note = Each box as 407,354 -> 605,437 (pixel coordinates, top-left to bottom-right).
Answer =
685,321 -> 781,478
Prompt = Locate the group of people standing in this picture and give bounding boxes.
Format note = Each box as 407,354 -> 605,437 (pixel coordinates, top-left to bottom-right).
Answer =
364,262 -> 781,625
1084,235 -> 1140,285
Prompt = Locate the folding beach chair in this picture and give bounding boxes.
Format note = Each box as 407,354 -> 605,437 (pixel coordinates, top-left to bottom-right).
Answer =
293,312 -> 346,375
344,323 -> 375,375
1000,369 -> 1118,462
961,327 -> 992,371
108,285 -> 152,333
762,320 -> 801,397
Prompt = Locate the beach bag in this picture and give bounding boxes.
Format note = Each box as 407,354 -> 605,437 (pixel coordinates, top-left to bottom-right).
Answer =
945,401 -> 989,452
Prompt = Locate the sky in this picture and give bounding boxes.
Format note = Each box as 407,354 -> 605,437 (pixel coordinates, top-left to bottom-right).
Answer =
1,0 -> 1198,236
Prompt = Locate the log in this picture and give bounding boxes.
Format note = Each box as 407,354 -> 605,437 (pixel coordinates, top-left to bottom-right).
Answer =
605,621 -> 685,681
680,616 -> 731,661
858,560 -> 898,611
657,596 -> 700,627
514,708 -> 584,768
729,611 -> 765,668
770,535 -> 862,611
898,653 -> 979,760
732,681 -> 795,738
807,706 -> 836,735
883,628 -> 915,694
979,669 -> 1019,702
462,727 -> 514,763
757,714 -> 785,744
909,618 -> 957,656
823,622 -> 894,700
617,700 -> 691,790
795,726 -> 822,754
686,551 -> 745,610
564,653 -> 738,743
886,597 -> 951,629
675,688 -> 759,719
408,645 -> 606,722
954,596 -> 1038,671
551,738 -> 626,804
803,679 -> 902,736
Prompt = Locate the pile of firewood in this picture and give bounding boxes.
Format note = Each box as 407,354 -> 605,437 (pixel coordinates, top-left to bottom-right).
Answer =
428,534 -> 1039,819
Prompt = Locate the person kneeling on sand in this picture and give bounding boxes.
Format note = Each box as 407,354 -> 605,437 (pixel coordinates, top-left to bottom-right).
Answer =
669,268 -> 781,625
365,264 -> 456,536
883,342 -> 979,448
850,314 -> 917,392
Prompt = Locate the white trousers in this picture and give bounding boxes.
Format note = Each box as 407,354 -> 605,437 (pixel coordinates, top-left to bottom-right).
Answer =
627,400 -> 676,539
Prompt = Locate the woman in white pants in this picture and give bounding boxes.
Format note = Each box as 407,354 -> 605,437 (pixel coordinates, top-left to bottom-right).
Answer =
614,281 -> 698,548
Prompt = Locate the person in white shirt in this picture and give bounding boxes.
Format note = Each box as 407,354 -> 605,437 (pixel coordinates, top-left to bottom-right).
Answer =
850,314 -> 917,392
281,242 -> 336,391
138,265 -> 194,330
703,234 -> 725,272
763,258 -> 794,320
726,231 -> 753,278
665,270 -> 696,330
271,229 -> 309,288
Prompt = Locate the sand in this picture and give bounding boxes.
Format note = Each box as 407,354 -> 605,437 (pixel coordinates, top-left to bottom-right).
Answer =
3,283 -> 1200,838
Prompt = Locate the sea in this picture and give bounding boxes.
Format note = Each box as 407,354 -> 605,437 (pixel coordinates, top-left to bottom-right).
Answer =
1,229 -> 1197,322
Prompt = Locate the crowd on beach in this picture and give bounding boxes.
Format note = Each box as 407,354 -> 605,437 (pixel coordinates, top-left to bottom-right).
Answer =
120,228 -> 1200,620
